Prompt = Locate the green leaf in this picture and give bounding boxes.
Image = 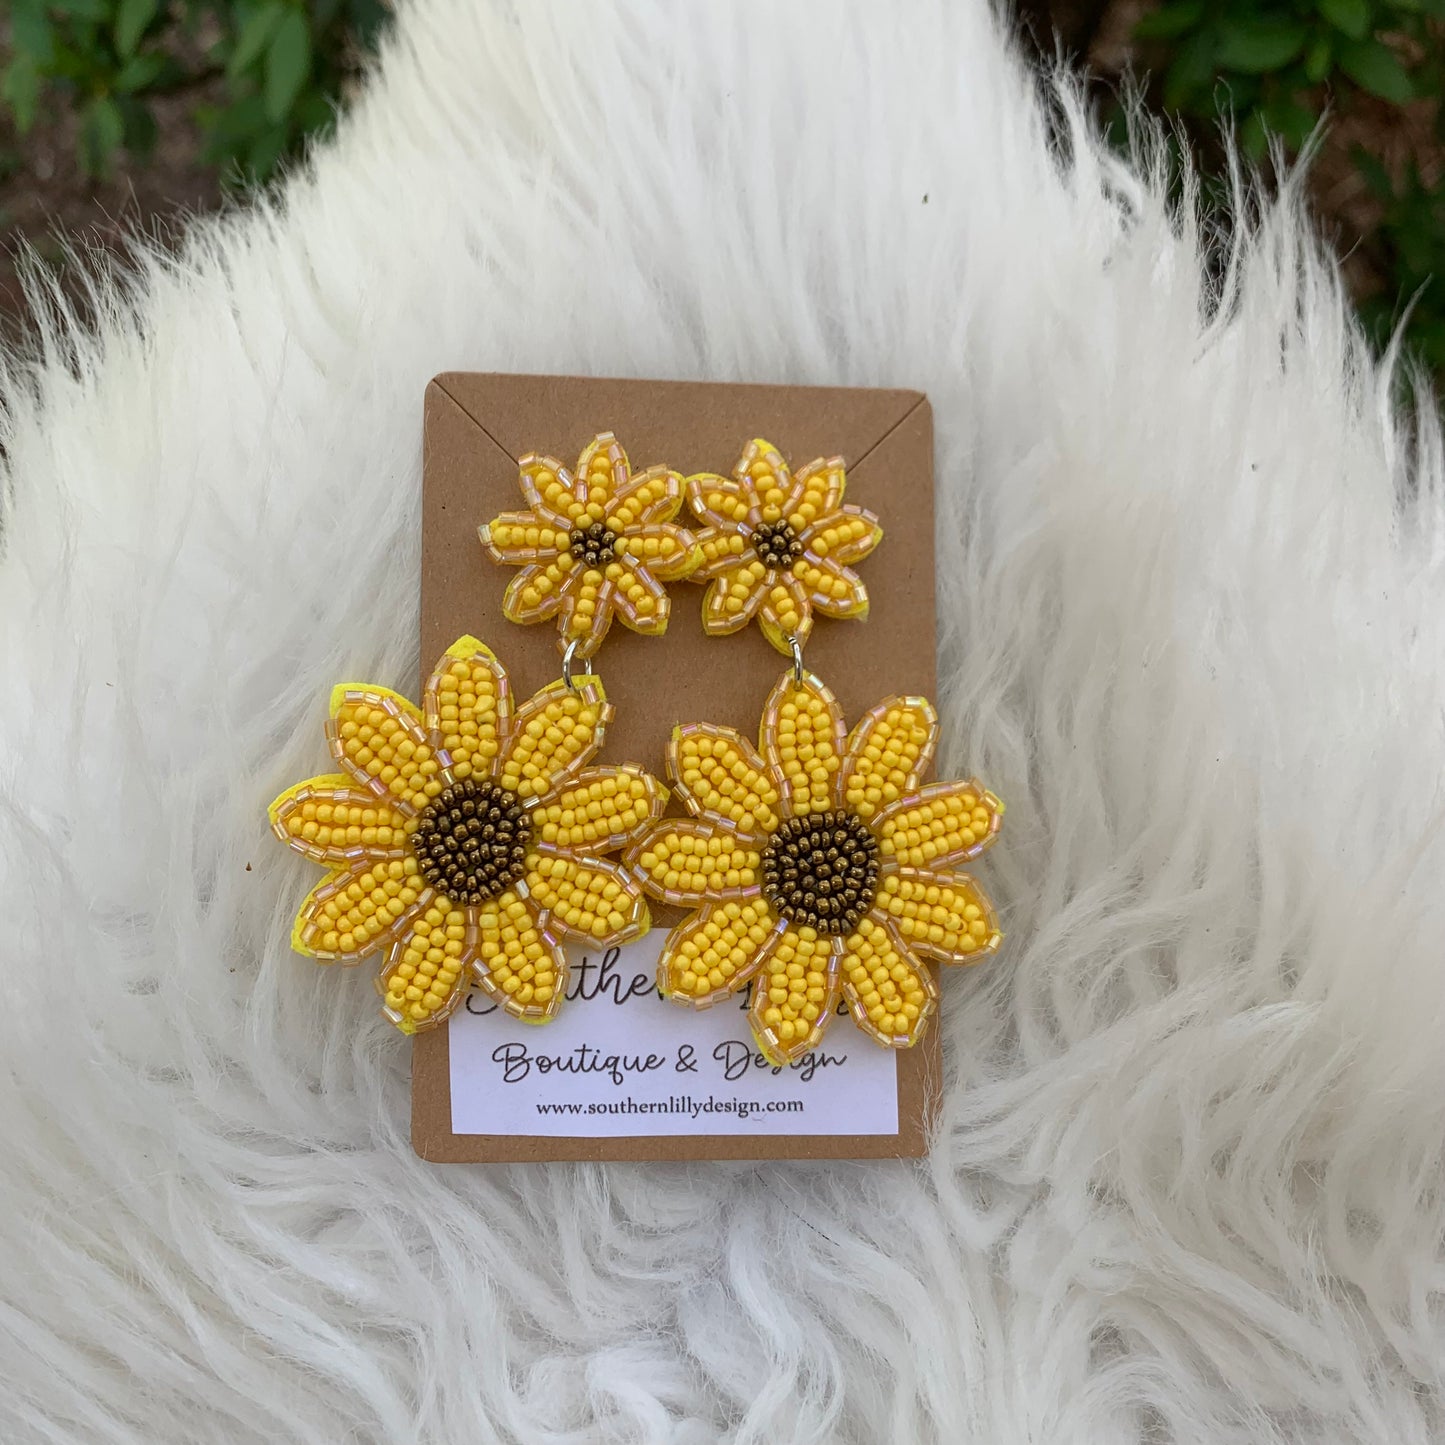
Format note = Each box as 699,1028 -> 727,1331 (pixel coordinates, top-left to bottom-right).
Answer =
246,122 -> 291,181
1318,0 -> 1370,39
263,9 -> 312,122
294,91 -> 335,134
0,55 -> 42,133
1303,34 -> 1333,82
117,93 -> 157,157
1134,0 -> 1205,40
11,0 -> 54,63
1337,37 -> 1415,101
113,0 -> 159,58
228,0 -> 286,80
1215,19 -> 1308,73
198,93 -> 268,164
50,41 -> 99,85
1261,96 -> 1320,150
79,93 -> 125,177
114,51 -> 167,92
1163,32 -> 1219,111
53,0 -> 107,19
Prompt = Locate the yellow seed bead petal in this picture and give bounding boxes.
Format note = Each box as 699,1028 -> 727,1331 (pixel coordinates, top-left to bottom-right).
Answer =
470,891 -> 567,1021
496,678 -> 609,798
519,453 -> 586,523
793,554 -> 870,620
531,766 -> 665,851
840,915 -> 937,1046
763,578 -> 803,634
524,848 -> 646,942
748,926 -> 839,1063
293,857 -> 423,960
668,723 -> 779,836
686,471 -> 757,528
732,439 -> 793,524
377,900 -> 470,1033
785,457 -> 846,531
688,523 -> 740,576
611,558 -> 670,635
799,507 -> 882,568
479,509 -> 566,565
658,900 -> 779,1005
269,776 -> 412,865
879,869 -> 1001,963
605,462 -> 685,530
423,637 -> 510,782
629,523 -> 698,583
760,672 -> 845,817
840,695 -> 939,821
701,562 -> 768,635
327,685 -> 435,815
553,572 -> 618,656
875,780 -> 1004,868
628,822 -> 762,905
500,557 -> 577,629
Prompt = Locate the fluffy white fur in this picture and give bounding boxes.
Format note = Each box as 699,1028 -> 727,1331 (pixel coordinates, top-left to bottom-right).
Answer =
2,1 -> 1444,1440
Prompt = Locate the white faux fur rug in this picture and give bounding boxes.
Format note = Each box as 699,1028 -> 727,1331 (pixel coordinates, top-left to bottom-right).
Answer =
3,2 -> 1444,1440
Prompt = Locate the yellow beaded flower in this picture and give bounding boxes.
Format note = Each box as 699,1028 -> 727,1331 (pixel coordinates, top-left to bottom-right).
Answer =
686,438 -> 883,656
480,433 -> 703,659
625,670 -> 1002,1064
268,637 -> 664,1034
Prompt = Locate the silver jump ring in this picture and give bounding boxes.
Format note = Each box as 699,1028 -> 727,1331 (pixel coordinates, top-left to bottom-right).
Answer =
788,633 -> 805,686
562,638 -> 592,692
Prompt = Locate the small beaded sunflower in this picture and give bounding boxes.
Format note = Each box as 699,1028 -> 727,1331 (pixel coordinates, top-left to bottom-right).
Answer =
686,438 -> 883,657
625,670 -> 1002,1064
268,636 -> 665,1034
480,433 -> 703,658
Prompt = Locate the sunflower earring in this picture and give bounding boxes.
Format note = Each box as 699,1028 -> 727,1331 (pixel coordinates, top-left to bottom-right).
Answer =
480,431 -> 702,662
625,438 -> 1005,1066
684,436 -> 883,654
267,432 -> 699,1037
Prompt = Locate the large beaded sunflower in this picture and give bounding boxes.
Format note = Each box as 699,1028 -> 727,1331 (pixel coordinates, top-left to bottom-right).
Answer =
625,670 -> 1002,1064
479,433 -> 702,658
268,636 -> 664,1034
686,438 -> 883,657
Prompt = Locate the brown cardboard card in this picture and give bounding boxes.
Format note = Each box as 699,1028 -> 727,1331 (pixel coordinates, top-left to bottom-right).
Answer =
414,373 -> 938,1162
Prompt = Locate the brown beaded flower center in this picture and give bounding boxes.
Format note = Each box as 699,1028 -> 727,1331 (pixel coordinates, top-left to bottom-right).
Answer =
570,521 -> 619,567
751,519 -> 803,570
760,810 -> 880,935
410,779 -> 532,907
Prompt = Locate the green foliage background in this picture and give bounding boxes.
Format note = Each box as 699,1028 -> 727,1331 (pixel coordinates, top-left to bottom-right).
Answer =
1126,0 -> 1445,376
2,0 -> 389,184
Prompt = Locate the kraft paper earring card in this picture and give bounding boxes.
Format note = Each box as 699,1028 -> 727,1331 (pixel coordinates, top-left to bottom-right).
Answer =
414,372 -> 941,1162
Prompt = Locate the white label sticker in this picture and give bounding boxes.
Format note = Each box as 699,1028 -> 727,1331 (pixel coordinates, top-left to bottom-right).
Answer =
447,935 -> 900,1138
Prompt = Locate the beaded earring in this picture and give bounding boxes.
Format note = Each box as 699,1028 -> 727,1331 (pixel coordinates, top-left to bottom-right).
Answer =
267,435 -> 701,1037
684,436 -> 882,656
479,431 -> 702,661
625,438 -> 1005,1066
268,637 -> 667,1034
